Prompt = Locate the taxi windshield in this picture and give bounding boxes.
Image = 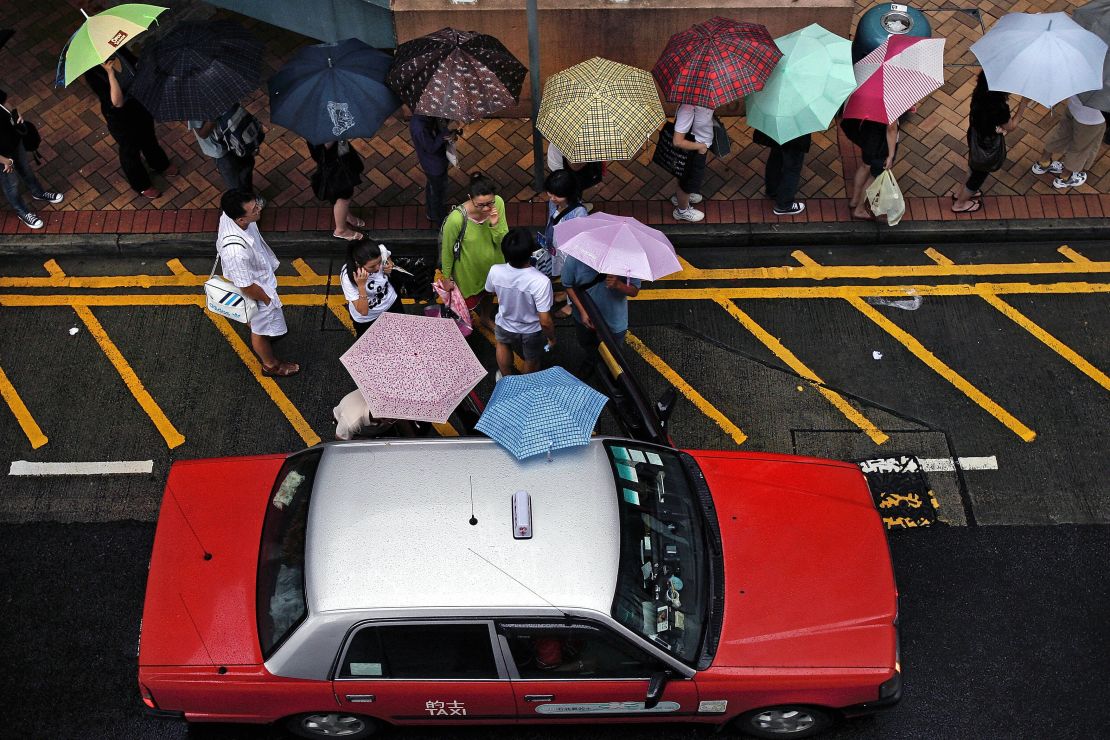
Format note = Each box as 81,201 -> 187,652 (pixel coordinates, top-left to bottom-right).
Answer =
257,449 -> 321,658
607,441 -> 708,665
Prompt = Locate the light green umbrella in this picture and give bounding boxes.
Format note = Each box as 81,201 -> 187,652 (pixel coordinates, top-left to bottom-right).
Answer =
744,24 -> 857,144
62,4 -> 168,86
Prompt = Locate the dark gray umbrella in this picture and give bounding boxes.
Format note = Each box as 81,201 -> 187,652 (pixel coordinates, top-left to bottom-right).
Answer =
268,38 -> 400,145
1076,0 -> 1110,109
130,20 -> 263,121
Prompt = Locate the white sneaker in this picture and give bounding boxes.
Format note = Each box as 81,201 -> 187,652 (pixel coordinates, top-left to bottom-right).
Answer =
670,193 -> 704,207
1053,171 -> 1087,189
672,206 -> 705,222
19,212 -> 44,229
1031,160 -> 1063,175
773,201 -> 806,216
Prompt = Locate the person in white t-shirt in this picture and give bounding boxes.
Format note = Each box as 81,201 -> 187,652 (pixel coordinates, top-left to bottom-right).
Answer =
671,104 -> 713,223
339,241 -> 402,338
1032,95 -> 1106,190
484,228 -> 556,377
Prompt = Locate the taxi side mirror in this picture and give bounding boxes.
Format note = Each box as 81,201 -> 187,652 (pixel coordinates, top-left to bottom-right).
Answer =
644,671 -> 668,709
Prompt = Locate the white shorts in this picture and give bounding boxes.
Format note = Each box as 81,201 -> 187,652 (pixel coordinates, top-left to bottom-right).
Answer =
249,295 -> 288,337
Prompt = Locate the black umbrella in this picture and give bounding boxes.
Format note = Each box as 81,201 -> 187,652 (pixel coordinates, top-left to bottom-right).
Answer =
130,20 -> 263,122
387,27 -> 526,122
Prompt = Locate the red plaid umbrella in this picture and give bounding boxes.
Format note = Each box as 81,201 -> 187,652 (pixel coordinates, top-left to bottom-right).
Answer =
653,17 -> 782,108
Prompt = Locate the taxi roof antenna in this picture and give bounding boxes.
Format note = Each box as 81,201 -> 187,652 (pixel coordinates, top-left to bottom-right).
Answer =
468,476 -> 478,526
467,548 -> 567,620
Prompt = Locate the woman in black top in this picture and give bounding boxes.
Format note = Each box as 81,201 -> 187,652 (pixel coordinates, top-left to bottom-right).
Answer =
83,48 -> 175,198
308,139 -> 365,241
952,72 -> 1026,213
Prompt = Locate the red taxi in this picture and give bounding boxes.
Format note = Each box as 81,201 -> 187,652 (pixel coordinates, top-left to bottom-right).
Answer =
138,437 -> 900,739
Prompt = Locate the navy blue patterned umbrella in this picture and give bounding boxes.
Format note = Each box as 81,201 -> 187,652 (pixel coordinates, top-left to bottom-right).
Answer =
129,20 -> 263,121
387,28 -> 526,122
269,38 -> 400,145
475,367 -> 608,460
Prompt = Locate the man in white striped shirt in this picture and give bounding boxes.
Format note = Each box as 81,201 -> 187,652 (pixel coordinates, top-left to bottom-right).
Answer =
216,189 -> 299,377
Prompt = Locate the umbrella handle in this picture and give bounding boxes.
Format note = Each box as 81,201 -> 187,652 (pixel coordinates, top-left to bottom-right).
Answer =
80,8 -> 90,18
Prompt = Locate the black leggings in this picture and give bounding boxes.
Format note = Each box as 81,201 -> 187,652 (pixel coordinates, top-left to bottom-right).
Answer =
966,169 -> 990,193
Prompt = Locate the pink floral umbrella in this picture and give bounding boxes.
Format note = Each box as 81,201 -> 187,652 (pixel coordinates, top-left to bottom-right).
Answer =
553,212 -> 681,281
339,312 -> 488,423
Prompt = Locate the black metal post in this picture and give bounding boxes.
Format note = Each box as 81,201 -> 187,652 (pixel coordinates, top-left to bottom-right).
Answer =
526,0 -> 544,192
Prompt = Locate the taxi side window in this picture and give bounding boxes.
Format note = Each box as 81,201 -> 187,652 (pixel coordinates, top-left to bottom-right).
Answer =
499,622 -> 661,680
339,623 -> 497,680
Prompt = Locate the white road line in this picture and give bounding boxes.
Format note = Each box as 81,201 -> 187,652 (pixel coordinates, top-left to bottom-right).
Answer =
9,460 -> 154,476
918,456 -> 999,472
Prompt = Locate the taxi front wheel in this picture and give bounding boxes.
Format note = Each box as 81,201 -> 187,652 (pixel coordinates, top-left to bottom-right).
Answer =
285,712 -> 379,739
733,705 -> 834,739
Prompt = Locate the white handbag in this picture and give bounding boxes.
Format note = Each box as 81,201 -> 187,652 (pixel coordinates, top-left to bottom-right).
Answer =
204,252 -> 257,324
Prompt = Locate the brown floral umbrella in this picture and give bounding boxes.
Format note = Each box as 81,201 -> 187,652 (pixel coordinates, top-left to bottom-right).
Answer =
387,27 -> 527,122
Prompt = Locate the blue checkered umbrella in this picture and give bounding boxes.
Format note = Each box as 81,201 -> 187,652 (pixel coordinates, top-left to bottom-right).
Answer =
476,367 -> 608,460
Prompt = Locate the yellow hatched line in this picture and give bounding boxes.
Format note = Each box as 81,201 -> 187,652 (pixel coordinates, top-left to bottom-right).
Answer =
205,313 -> 321,447
846,296 -> 1036,442
925,248 -> 1109,394
43,259 -> 65,278
73,305 -> 186,449
624,331 -> 748,445
712,298 -> 889,445
1057,246 -> 1090,263
0,366 -> 48,449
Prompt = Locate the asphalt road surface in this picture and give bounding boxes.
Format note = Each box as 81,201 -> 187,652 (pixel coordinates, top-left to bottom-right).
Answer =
1,240 -> 1107,738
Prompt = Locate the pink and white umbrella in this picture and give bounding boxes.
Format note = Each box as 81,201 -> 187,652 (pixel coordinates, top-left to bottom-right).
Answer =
339,312 -> 488,423
553,212 -> 681,281
842,35 -> 946,124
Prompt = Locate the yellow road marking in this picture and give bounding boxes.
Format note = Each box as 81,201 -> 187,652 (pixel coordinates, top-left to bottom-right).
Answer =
4,281 -> 1110,310
205,313 -> 321,447
433,422 -> 460,437
624,331 -> 748,445
1057,246 -> 1090,263
8,255 -> 1110,288
925,249 -> 1109,393
846,296 -> 1036,442
978,291 -> 1110,393
166,258 -> 191,276
329,303 -> 357,336
74,305 -> 186,449
713,298 -> 889,445
43,259 -> 65,279
0,366 -> 48,449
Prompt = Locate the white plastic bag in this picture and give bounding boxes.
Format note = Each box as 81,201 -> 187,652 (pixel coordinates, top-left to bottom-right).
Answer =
865,169 -> 905,226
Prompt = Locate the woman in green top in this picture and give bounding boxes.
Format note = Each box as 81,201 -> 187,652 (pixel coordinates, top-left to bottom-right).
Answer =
440,173 -> 509,327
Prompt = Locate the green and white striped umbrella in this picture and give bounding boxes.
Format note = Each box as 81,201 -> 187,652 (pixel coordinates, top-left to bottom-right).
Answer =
62,4 -> 168,87
537,57 -> 664,164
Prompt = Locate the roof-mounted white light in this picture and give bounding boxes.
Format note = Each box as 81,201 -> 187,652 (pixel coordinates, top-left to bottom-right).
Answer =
512,490 -> 532,539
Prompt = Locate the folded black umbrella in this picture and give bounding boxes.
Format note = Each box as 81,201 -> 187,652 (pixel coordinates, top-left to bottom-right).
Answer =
130,20 -> 263,122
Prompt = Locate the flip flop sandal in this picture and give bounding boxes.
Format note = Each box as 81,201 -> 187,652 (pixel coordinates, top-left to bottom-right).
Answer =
262,361 -> 300,377
347,216 -> 366,228
333,231 -> 365,241
950,191 -> 982,200
951,199 -> 982,213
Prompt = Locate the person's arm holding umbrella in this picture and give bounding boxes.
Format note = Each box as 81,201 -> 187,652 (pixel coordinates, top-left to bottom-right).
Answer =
101,58 -> 126,108
604,274 -> 640,298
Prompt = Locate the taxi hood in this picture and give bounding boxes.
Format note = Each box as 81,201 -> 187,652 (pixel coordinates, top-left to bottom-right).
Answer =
139,456 -> 286,667
690,451 -> 897,669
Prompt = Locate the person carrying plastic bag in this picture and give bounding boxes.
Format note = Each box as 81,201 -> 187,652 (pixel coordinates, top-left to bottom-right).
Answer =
865,169 -> 905,226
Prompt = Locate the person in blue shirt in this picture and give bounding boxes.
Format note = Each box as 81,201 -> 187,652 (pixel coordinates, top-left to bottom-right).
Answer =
562,254 -> 640,379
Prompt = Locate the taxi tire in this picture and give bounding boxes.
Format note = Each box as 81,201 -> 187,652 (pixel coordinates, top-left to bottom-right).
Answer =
732,705 -> 834,739
284,712 -> 379,739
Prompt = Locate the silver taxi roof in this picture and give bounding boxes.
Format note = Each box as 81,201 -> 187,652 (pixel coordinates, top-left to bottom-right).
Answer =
305,437 -> 621,616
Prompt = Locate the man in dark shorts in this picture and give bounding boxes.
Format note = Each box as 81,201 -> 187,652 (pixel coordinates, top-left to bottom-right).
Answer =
484,228 -> 556,378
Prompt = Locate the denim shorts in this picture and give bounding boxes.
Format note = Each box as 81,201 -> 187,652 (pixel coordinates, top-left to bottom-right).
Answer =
494,325 -> 546,361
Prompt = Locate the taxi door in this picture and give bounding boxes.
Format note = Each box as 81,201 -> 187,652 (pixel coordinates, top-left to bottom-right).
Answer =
497,620 -> 700,724
332,621 -> 517,726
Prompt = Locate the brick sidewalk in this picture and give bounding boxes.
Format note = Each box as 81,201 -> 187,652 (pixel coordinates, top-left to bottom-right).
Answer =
1,0 -> 1106,237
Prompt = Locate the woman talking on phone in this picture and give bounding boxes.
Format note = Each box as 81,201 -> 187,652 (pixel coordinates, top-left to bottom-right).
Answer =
339,241 -> 404,338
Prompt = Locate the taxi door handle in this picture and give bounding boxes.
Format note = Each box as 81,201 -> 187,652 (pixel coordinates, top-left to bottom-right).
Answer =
345,695 -> 376,703
524,694 -> 554,702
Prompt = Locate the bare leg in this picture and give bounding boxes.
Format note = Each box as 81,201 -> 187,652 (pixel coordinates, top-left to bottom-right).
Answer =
522,357 -> 541,374
675,185 -> 691,211
495,343 -> 515,377
333,199 -> 361,239
251,333 -> 277,367
953,180 -> 977,211
852,165 -> 875,218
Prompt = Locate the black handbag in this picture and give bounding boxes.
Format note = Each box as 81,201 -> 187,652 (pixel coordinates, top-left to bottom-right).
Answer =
709,117 -> 731,157
311,141 -> 363,200
968,127 -> 1006,173
651,122 -> 689,177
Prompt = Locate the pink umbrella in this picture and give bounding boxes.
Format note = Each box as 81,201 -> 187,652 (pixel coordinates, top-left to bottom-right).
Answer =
553,212 -> 681,281
842,35 -> 946,124
339,312 -> 488,423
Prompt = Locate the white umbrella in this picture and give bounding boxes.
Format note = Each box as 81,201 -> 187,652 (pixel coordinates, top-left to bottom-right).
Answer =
1074,0 -> 1110,109
970,12 -> 1107,107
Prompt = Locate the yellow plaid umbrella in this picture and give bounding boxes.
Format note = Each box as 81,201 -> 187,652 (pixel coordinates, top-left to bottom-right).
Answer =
537,57 -> 665,164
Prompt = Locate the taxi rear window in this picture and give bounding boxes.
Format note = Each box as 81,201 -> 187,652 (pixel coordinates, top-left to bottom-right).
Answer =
257,449 -> 321,658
